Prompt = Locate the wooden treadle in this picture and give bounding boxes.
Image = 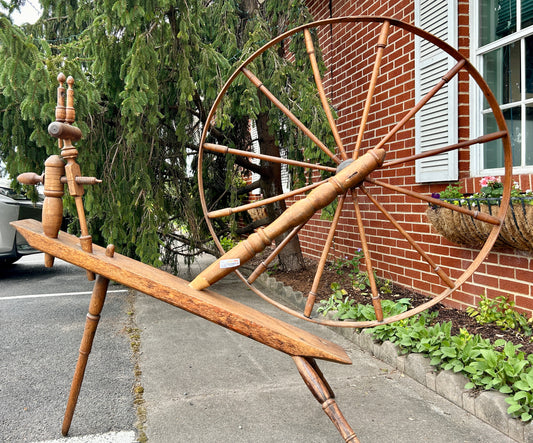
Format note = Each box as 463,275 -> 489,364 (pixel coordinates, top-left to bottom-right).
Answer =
12,219 -> 351,365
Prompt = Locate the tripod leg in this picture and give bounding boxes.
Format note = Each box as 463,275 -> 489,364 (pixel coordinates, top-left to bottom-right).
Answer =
292,356 -> 359,443
62,272 -> 110,436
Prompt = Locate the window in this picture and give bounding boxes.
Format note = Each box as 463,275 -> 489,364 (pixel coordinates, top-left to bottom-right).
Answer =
473,0 -> 533,174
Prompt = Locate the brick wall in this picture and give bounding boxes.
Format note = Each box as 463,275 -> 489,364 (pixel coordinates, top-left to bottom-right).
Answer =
298,0 -> 533,314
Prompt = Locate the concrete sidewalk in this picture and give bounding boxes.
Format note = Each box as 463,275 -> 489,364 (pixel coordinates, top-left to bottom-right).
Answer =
135,255 -> 513,442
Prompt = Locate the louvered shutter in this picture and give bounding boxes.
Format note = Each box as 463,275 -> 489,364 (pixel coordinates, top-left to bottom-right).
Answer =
415,0 -> 458,183
280,147 -> 290,193
250,120 -> 290,193
250,121 -> 261,195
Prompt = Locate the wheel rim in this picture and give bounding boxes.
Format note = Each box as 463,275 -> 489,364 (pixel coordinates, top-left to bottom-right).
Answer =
197,16 -> 512,328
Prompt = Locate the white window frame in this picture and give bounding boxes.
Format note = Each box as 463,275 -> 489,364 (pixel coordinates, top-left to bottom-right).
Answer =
470,0 -> 533,176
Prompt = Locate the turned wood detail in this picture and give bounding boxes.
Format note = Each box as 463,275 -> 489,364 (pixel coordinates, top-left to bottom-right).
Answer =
62,244 -> 115,436
17,73 -> 101,277
189,148 -> 386,290
293,356 -> 359,442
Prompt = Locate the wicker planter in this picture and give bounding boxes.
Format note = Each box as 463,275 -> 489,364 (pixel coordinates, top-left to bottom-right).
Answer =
426,198 -> 533,252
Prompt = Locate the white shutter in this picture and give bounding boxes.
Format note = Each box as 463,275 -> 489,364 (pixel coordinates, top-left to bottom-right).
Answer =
415,0 -> 458,183
249,121 -> 261,195
279,147 -> 290,193
250,120 -> 290,193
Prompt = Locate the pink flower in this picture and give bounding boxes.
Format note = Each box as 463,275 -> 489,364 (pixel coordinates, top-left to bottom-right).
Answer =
479,176 -> 500,187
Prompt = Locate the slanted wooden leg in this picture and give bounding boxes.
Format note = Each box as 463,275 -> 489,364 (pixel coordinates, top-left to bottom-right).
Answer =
62,246 -> 114,435
292,356 -> 359,443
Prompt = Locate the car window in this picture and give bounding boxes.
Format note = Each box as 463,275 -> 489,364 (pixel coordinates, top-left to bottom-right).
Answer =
0,186 -> 31,201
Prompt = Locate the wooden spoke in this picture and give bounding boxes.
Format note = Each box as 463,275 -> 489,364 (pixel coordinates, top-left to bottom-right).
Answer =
207,178 -> 329,219
303,29 -> 347,161
304,194 -> 347,317
241,67 -> 341,164
351,190 -> 383,322
382,131 -> 508,168
204,142 -> 336,173
374,59 -> 466,152
353,20 -> 390,160
247,222 -> 306,284
365,177 -> 502,225
360,185 -> 455,288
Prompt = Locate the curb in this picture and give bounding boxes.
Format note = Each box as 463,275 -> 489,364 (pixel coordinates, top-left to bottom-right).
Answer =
255,273 -> 533,443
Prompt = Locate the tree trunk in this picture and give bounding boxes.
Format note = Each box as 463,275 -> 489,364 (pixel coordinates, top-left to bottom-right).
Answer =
255,111 -> 305,272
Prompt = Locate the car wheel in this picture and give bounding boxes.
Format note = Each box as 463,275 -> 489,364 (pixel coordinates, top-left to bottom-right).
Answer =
0,256 -> 20,266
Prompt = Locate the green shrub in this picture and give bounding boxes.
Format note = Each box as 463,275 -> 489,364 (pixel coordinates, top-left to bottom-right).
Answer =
466,294 -> 532,336
318,292 -> 533,422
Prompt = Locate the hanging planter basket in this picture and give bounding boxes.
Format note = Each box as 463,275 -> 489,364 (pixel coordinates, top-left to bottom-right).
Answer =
426,197 -> 533,252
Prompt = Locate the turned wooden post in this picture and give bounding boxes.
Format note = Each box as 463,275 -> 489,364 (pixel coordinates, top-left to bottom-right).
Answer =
293,356 -> 359,443
18,73 -> 100,273
48,73 -> 100,279
18,154 -> 65,268
41,155 -> 65,267
60,77 -> 94,260
62,244 -> 115,436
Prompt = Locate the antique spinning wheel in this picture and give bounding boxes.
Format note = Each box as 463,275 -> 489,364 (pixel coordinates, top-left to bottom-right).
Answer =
196,17 -> 512,328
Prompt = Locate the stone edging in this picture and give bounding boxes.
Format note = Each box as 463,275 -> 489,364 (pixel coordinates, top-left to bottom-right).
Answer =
254,273 -> 533,443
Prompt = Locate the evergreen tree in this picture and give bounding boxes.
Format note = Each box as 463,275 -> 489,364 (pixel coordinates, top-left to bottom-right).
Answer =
0,0 -> 335,271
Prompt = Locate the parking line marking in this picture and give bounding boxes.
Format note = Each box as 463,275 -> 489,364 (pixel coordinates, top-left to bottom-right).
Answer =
33,430 -> 136,443
0,289 -> 129,301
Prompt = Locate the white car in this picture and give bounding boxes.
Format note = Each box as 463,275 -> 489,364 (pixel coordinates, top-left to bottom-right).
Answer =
0,179 -> 43,265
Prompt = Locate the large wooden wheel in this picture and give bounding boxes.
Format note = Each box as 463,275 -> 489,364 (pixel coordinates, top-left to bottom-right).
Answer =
195,17 -> 512,328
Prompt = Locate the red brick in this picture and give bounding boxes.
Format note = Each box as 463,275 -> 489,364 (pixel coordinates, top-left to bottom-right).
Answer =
486,263 -> 515,279
515,295 -> 533,311
499,278 -> 531,296
499,253 -> 531,269
472,273 -> 499,288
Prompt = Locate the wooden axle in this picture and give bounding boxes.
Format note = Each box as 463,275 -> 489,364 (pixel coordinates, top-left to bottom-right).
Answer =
190,147 -> 386,290
48,121 -> 82,141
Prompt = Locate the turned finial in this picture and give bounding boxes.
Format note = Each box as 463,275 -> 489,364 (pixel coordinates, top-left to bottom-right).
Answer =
65,76 -> 75,124
56,73 -> 67,123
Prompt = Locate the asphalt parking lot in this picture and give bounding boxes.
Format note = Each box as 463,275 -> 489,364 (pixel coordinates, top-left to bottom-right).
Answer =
0,254 -> 136,442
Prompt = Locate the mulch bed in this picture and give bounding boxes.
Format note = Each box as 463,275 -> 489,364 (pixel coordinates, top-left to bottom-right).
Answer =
248,250 -> 533,355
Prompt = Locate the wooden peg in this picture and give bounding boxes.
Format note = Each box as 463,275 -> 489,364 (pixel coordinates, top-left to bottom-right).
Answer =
17,172 -> 44,186
48,122 -> 82,142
